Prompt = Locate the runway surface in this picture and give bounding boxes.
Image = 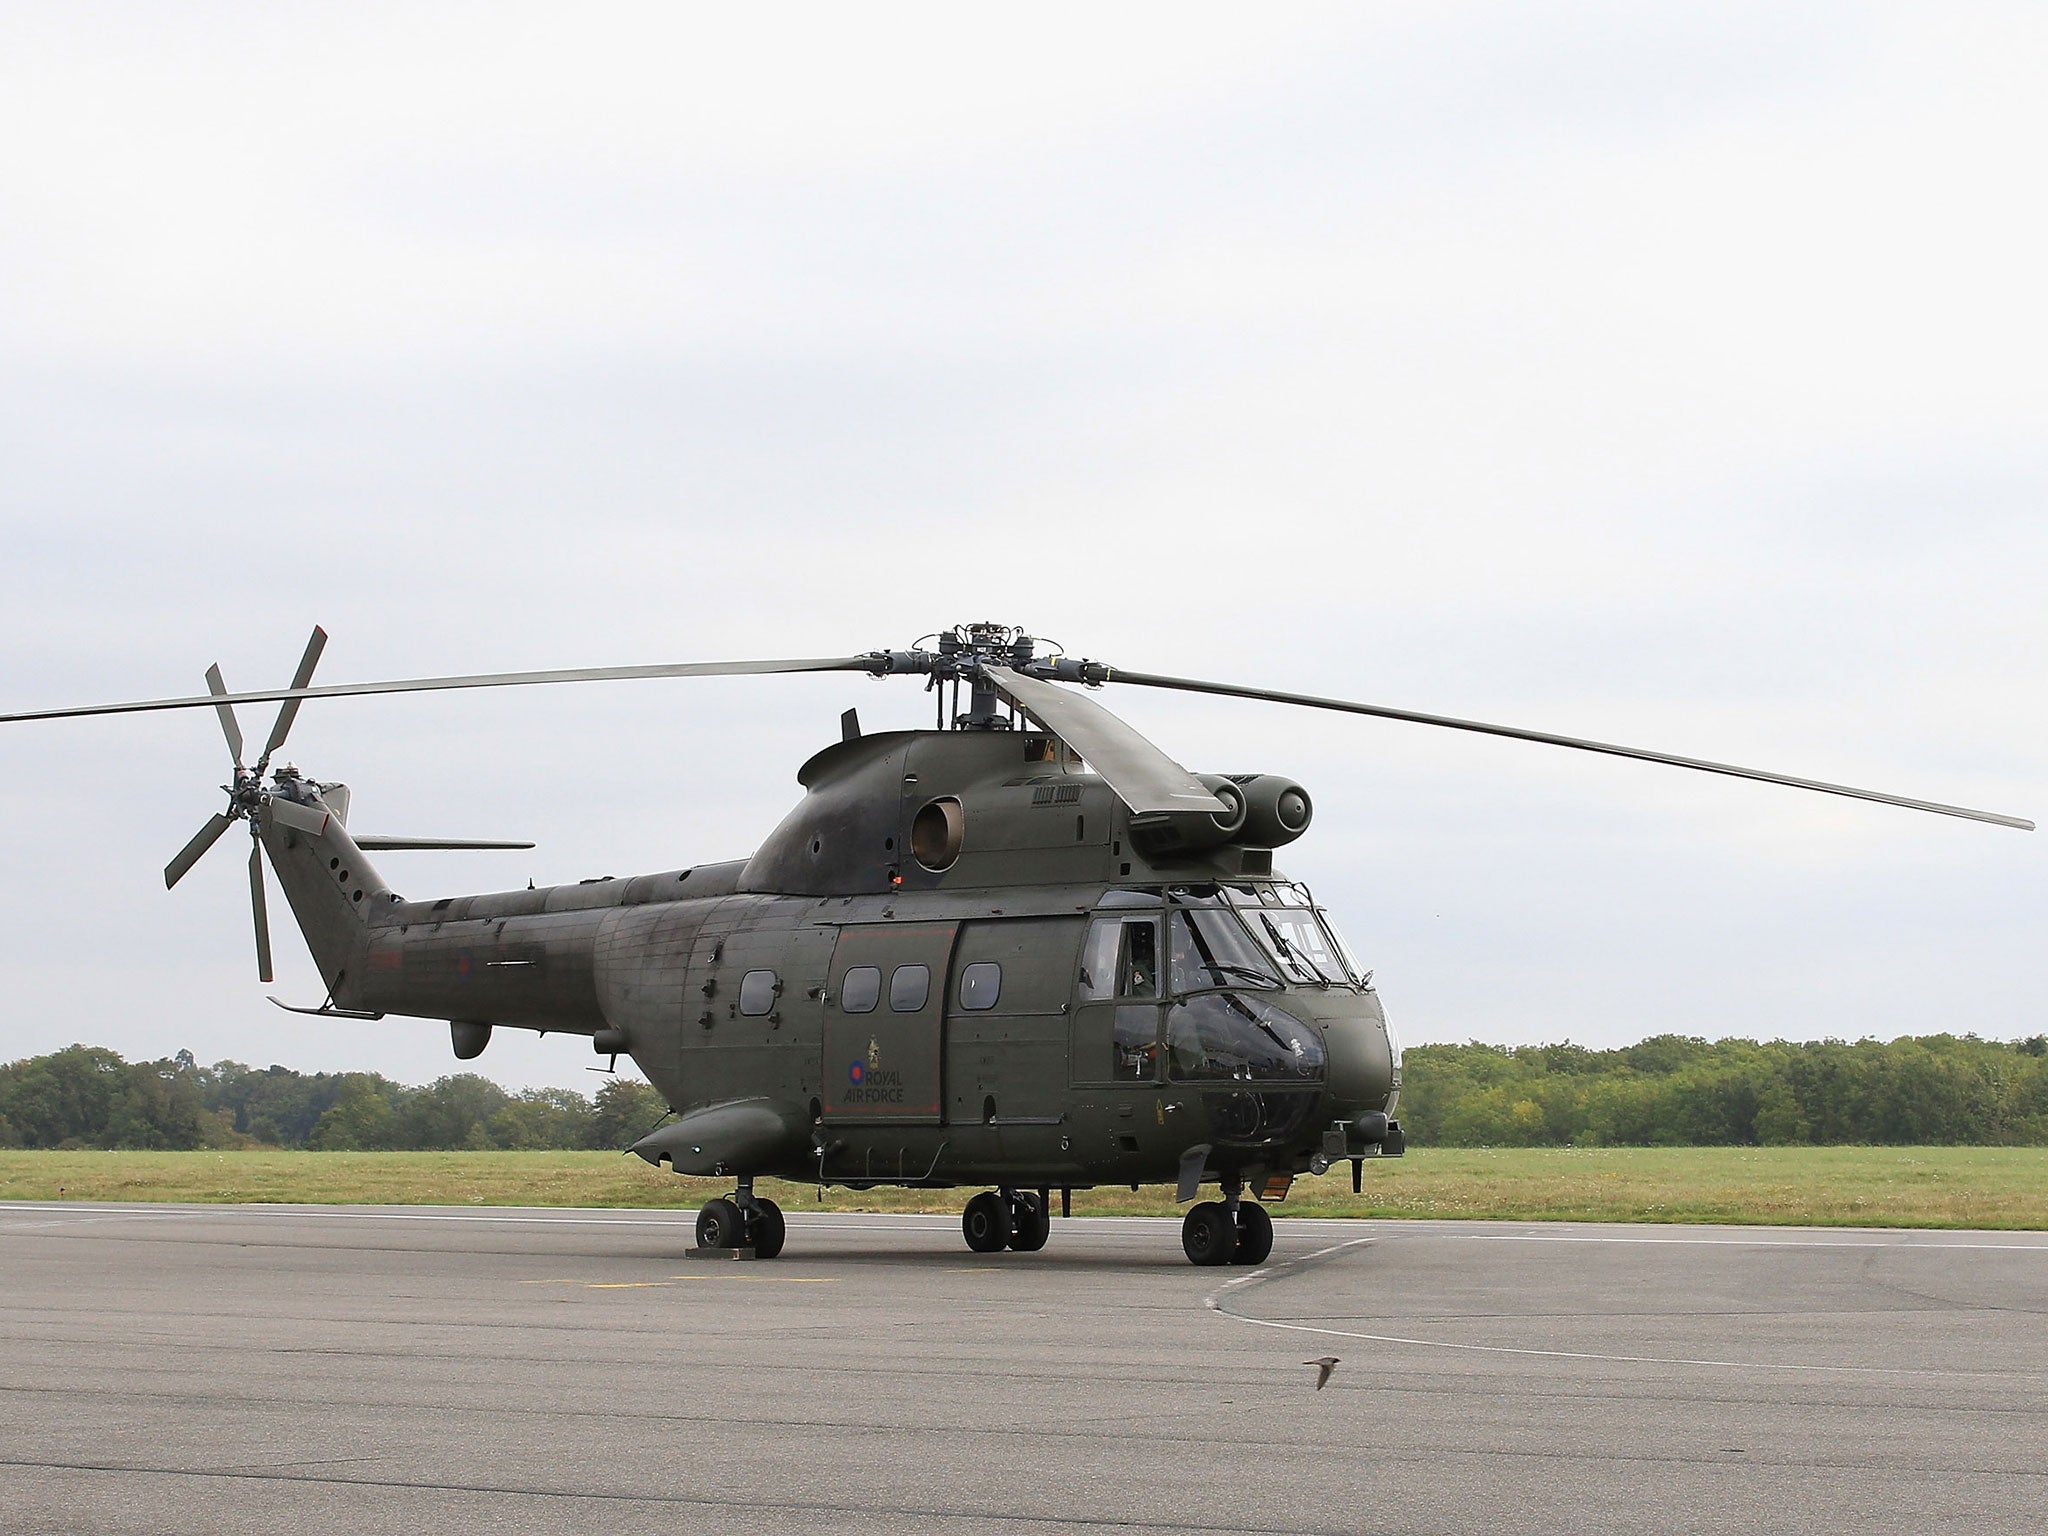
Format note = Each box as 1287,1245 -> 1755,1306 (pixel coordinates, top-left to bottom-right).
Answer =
3,1202 -> 2044,1535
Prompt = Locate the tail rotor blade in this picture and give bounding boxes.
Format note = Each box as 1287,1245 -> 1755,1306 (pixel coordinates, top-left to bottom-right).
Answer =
249,841 -> 274,984
258,625 -> 328,768
204,665 -> 245,769
165,813 -> 237,889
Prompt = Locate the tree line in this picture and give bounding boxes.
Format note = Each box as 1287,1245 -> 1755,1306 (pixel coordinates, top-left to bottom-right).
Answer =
0,1045 -> 668,1152
4,1033 -> 2047,1152
1397,1033 -> 2048,1147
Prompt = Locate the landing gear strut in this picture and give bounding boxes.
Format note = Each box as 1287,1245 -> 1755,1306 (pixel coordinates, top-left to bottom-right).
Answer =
695,1177 -> 786,1259
1182,1179 -> 1273,1267
962,1187 -> 1051,1254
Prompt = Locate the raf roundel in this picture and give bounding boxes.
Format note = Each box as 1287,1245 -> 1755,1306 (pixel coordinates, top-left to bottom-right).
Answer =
847,1060 -> 865,1086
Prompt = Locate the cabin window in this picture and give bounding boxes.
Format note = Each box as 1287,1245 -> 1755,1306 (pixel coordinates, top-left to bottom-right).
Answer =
958,961 -> 1001,1011
738,969 -> 778,1016
842,966 -> 881,1013
889,963 -> 930,1012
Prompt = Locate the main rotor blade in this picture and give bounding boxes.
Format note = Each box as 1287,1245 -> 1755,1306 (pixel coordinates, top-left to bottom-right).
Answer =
352,836 -> 535,851
249,842 -> 274,984
204,665 -> 244,768
984,665 -> 1227,816
1103,669 -> 2035,832
258,626 -> 327,767
164,813 -> 236,889
0,654 -> 877,727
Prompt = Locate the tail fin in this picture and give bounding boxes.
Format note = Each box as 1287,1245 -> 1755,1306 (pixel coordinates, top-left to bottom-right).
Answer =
256,783 -> 390,1008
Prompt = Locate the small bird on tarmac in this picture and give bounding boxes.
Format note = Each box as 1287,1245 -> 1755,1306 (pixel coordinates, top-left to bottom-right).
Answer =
1306,1356 -> 1339,1390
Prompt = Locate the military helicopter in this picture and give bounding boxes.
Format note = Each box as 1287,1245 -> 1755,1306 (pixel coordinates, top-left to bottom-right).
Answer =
3,621 -> 2032,1265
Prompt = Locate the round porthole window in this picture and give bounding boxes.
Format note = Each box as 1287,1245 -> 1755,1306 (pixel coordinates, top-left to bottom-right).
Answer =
910,796 -> 964,871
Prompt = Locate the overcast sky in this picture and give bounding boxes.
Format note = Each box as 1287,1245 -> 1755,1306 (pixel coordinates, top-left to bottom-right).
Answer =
1,3 -> 2041,1094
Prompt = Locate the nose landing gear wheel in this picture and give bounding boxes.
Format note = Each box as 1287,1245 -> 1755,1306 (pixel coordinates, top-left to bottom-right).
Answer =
962,1191 -> 1013,1253
1232,1200 -> 1273,1265
1181,1201 -> 1236,1266
696,1197 -> 745,1250
1007,1191 -> 1051,1252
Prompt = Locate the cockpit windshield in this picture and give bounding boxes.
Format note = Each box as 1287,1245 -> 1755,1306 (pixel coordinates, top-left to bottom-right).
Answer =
1213,882 -> 1368,987
1145,884 -> 1367,991
1165,897 -> 1281,992
1247,907 -> 1349,986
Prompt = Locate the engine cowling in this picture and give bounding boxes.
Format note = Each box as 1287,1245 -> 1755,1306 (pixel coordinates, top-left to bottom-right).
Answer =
1233,774 -> 1313,848
1126,774 -> 1250,857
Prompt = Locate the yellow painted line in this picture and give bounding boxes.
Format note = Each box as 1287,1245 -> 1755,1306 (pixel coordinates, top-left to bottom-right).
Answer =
520,1277 -> 704,1288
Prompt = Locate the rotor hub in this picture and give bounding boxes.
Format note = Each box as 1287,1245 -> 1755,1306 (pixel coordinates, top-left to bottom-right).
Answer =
863,622 -> 1108,730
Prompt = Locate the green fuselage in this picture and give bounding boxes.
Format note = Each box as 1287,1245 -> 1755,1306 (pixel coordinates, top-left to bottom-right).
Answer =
260,727 -> 1401,1194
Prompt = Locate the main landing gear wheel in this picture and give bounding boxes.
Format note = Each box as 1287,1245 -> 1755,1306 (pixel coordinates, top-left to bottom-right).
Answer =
1181,1201 -> 1237,1266
696,1197 -> 746,1250
750,1197 -> 786,1260
1007,1191 -> 1051,1252
1232,1201 -> 1273,1266
962,1191 -> 1013,1253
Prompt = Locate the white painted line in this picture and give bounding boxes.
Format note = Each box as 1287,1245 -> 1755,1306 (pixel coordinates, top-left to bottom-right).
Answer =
1203,1237 -> 2048,1382
1383,1229 -> 2048,1253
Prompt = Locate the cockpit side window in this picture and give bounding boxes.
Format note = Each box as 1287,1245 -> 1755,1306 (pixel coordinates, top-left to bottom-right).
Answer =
1079,920 -> 1119,1001
1317,908 -> 1369,985
1118,921 -> 1159,998
1079,916 -> 1160,1000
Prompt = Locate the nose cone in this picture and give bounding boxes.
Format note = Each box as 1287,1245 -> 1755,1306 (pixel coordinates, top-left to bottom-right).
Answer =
1319,992 -> 1397,1120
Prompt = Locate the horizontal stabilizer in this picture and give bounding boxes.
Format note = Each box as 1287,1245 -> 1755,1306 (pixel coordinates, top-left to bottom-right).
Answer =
351,836 -> 536,851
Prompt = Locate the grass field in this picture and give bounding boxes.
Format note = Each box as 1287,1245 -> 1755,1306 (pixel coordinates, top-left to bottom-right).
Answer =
3,1145 -> 2044,1228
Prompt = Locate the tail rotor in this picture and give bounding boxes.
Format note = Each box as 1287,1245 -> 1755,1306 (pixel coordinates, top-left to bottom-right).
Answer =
162,627 -> 328,983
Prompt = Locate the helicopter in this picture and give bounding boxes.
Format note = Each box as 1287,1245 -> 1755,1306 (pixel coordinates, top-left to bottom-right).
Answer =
2,621 -> 2032,1265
